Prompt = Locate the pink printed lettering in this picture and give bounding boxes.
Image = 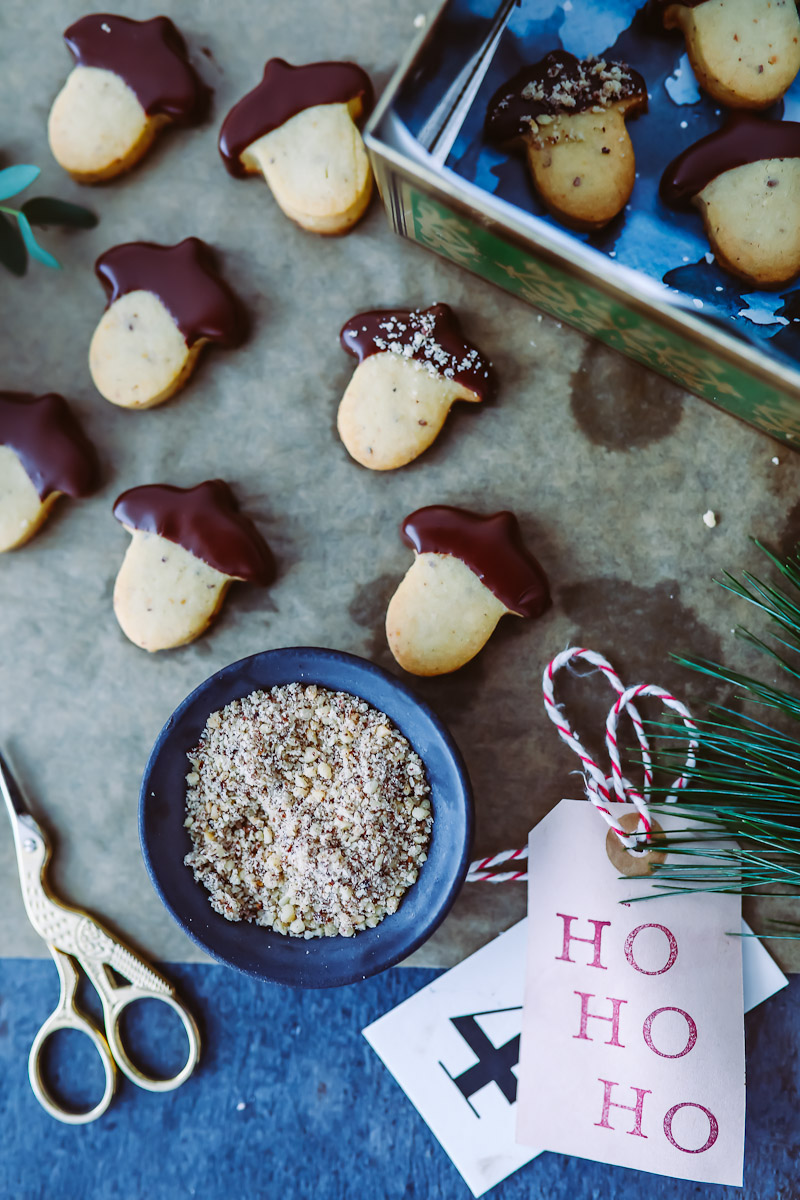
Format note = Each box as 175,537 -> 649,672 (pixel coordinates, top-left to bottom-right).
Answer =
556,913 -> 611,969
663,1102 -> 719,1154
594,1079 -> 651,1137
624,923 -> 678,975
573,992 -> 627,1048
642,1007 -> 697,1059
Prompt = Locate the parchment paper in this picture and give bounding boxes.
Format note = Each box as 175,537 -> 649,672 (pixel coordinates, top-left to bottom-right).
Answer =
1,0 -> 799,971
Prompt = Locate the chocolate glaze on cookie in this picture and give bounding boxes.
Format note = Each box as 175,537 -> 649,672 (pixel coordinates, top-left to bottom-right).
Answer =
486,51 -> 647,143
340,305 -> 494,401
113,481 -> 274,584
401,506 -> 550,618
64,14 -> 208,123
0,392 -> 99,500
95,238 -> 246,348
660,113 -> 800,207
219,58 -> 373,177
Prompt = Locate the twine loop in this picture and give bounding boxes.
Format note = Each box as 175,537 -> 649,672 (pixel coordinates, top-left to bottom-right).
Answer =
466,646 -> 697,882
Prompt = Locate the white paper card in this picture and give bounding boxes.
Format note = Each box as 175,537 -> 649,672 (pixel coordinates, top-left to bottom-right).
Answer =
516,799 -> 746,1186
364,920 -> 542,1197
362,911 -> 782,1197
741,919 -> 788,1011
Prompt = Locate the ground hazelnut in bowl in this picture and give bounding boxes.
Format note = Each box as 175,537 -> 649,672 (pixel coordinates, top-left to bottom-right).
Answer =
139,648 -> 473,987
184,683 -> 433,939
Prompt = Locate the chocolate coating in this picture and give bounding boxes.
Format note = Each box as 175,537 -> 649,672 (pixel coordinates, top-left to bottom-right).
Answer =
219,58 -> 373,177
486,51 -> 647,143
64,14 -> 208,123
660,113 -> 800,207
95,238 -> 246,348
113,481 -> 274,584
401,506 -> 550,618
0,392 -> 99,500
340,305 -> 494,401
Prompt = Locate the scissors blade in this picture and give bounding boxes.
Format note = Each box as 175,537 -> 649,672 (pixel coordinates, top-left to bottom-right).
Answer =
0,749 -> 32,820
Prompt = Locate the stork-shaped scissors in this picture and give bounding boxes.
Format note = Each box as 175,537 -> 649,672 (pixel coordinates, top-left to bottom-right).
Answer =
0,751 -> 200,1123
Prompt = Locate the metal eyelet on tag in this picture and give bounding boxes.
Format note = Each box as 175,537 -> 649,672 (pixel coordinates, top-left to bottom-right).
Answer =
606,811 -> 667,877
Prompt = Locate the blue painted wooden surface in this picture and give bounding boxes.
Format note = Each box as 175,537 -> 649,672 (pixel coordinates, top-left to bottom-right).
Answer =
0,960 -> 797,1199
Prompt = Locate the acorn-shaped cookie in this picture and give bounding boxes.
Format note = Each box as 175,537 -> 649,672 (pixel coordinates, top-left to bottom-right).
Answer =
48,14 -> 207,182
112,481 -> 274,652
485,51 -> 647,230
0,392 -> 99,552
653,0 -> 800,109
386,506 -> 550,676
661,114 -> 800,288
90,238 -> 245,409
219,58 -> 374,234
338,305 -> 494,470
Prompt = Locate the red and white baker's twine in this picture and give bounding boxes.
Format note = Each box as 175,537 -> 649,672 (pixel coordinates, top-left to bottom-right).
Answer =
465,647 -> 698,883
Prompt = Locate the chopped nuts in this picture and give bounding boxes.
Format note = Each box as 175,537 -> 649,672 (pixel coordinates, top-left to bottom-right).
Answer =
184,684 -> 432,938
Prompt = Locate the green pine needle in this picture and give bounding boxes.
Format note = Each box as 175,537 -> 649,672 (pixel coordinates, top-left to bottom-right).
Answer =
642,540 -> 800,923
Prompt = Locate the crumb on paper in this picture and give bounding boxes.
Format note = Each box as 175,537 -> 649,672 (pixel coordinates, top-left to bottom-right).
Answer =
702,510 -> 717,528
184,684 -> 432,939
413,12 -> 426,27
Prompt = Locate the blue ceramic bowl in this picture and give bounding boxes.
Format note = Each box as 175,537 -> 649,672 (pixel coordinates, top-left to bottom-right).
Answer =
139,647 -> 473,988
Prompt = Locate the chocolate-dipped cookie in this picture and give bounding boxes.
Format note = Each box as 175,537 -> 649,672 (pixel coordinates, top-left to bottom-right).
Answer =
219,58 -> 374,235
661,113 -> 800,287
0,392 -> 99,551
90,238 -> 245,409
652,0 -> 800,109
485,51 -> 647,230
112,480 -> 274,652
338,305 -> 494,471
48,14 -> 207,183
385,506 -> 550,676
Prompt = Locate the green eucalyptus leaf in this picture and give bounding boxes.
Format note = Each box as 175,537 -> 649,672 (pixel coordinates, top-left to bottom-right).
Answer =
21,196 -> 98,229
15,211 -> 60,269
0,164 -> 40,202
0,212 -> 27,275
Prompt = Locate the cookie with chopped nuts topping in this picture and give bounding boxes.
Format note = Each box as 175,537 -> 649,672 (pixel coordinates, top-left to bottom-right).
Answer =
48,14 -> 207,183
652,0 -> 800,109
386,506 -> 550,676
0,392 -> 99,552
219,59 -> 374,235
338,305 -> 494,470
661,113 -> 800,287
90,239 -> 245,409
112,480 -> 274,651
485,50 -> 647,230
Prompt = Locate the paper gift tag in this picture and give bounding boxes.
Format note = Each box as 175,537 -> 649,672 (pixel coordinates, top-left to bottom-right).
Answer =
364,909 -> 782,1197
516,799 -> 745,1186
364,920 -> 542,1197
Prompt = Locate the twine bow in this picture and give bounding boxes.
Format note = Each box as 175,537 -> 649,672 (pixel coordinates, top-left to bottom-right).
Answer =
466,647 -> 698,883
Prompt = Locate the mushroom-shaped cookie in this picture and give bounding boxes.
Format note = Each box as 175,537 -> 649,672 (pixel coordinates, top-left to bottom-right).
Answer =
112,481 -> 274,652
219,58 -> 374,234
90,238 -> 245,409
485,51 -> 647,230
652,0 -> 800,109
338,305 -> 494,470
385,506 -> 550,676
661,113 -> 800,288
0,392 -> 99,552
48,14 -> 207,183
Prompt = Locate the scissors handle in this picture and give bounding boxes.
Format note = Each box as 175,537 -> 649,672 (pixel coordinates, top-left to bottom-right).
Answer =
102,981 -> 201,1093
28,947 -> 116,1125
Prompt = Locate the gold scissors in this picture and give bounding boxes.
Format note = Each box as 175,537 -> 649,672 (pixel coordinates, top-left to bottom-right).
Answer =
0,750 -> 201,1124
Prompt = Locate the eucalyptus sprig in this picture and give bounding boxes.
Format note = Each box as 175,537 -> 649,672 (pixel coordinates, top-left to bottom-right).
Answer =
0,164 -> 97,275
